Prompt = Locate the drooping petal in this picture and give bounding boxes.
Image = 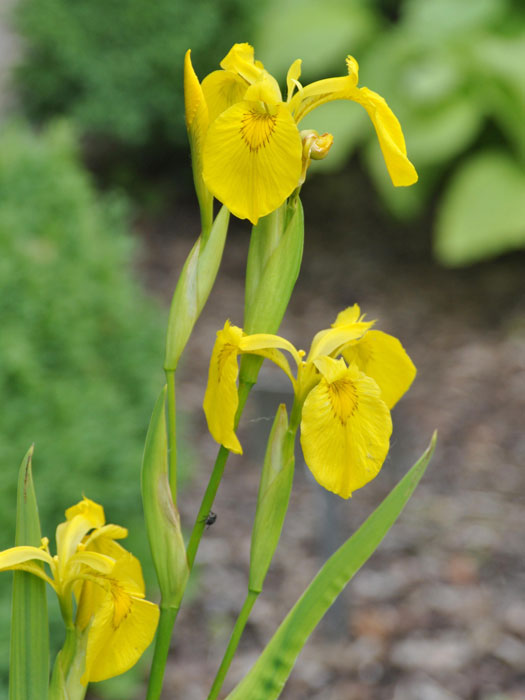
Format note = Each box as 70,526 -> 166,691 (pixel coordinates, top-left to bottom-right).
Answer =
352,86 -> 418,186
342,330 -> 416,409
300,357 -> 392,498
203,322 -> 244,453
240,333 -> 302,367
290,56 -> 417,187
80,554 -> 159,684
0,545 -> 54,573
202,101 -> 302,224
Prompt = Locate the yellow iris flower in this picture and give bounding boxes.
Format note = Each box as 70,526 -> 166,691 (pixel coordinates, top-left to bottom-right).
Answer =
0,497 -> 159,684
185,43 -> 418,225
203,304 -> 416,498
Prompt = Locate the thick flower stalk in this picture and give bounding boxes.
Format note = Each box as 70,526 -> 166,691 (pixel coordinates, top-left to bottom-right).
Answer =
0,497 -> 159,688
203,304 -> 416,498
186,43 -> 417,224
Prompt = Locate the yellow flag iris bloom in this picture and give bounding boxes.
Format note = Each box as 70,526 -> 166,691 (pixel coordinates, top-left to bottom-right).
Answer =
185,43 -> 417,224
0,497 -> 159,684
203,305 -> 416,498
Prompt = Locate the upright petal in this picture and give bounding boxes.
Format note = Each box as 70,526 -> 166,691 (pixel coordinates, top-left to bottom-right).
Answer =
203,101 -> 302,224
220,43 -> 263,84
300,357 -> 392,498
201,69 -> 249,125
307,305 -> 374,361
342,330 -> 416,409
203,322 -> 244,453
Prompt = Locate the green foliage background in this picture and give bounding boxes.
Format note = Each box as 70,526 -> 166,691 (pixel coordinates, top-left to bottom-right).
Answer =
13,0 -> 258,148
0,121 -> 165,693
255,0 -> 525,266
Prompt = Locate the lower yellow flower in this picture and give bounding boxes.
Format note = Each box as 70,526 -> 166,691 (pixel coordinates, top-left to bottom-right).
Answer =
203,306 -> 415,498
0,497 -> 159,685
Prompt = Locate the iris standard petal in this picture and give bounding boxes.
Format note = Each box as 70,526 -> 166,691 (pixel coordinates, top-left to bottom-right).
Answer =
203,322 -> 244,453
220,43 -> 263,84
342,330 -> 416,409
201,69 -> 249,125
300,357 -> 392,498
202,101 -> 302,224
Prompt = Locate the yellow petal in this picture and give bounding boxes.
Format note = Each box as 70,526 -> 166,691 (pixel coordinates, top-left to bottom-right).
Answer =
0,545 -> 54,573
65,498 -> 105,527
290,55 -> 417,186
202,101 -> 302,224
201,69 -> 248,125
286,59 -> 302,102
333,303 -> 364,325
342,330 -> 416,409
203,322 -> 244,453
184,50 -> 209,133
300,357 -> 392,498
56,514 -> 101,576
307,321 -> 374,362
352,86 -> 418,186
219,43 -> 263,84
80,554 -> 159,684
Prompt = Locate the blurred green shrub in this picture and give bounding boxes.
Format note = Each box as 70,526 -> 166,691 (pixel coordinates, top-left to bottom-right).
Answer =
256,0 -> 525,266
0,120 -> 166,692
12,0 -> 258,148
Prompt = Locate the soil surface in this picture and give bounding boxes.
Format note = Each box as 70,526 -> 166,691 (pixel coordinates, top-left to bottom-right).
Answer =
132,165 -> 525,700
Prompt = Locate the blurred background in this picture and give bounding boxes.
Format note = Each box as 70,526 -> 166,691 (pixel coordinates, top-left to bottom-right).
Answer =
0,0 -> 524,698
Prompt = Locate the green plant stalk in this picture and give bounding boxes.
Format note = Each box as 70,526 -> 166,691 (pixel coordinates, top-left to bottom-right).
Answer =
145,606 -> 178,700
165,370 -> 177,506
207,590 -> 259,700
186,380 -> 252,570
206,406 -> 301,699
145,381 -> 253,700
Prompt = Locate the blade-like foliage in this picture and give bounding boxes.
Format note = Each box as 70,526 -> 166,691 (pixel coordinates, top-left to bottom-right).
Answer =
227,433 -> 436,700
10,446 -> 49,700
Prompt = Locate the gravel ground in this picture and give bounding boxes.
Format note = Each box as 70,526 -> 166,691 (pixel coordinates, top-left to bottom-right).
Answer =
131,167 -> 525,700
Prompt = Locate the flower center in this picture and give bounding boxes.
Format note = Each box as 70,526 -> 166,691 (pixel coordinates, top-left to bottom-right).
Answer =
240,110 -> 277,152
328,378 -> 358,425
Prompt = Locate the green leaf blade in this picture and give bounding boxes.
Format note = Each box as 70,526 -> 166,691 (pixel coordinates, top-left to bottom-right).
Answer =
10,446 -> 50,700
227,433 -> 436,700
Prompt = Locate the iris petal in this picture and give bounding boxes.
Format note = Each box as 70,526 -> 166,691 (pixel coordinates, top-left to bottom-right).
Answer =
342,330 -> 416,409
300,357 -> 392,498
203,101 -> 302,224
203,322 -> 244,453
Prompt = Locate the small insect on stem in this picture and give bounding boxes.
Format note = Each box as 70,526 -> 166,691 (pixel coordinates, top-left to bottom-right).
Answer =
200,511 -> 217,528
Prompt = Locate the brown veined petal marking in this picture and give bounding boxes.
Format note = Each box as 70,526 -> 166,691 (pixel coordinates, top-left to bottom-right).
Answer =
203,101 -> 303,224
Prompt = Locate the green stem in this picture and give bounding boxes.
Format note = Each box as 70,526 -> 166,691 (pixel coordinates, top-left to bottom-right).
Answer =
206,590 -> 259,700
145,606 -> 179,700
186,381 -> 252,570
165,369 -> 177,506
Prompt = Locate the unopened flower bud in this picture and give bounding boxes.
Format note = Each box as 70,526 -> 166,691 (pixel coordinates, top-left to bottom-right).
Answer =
298,129 -> 334,184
